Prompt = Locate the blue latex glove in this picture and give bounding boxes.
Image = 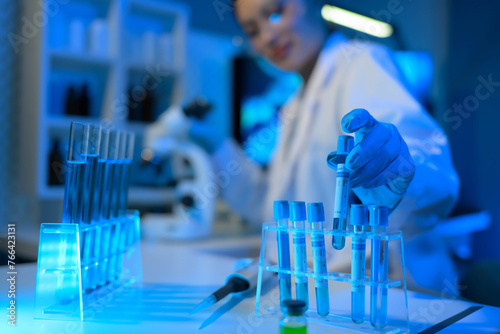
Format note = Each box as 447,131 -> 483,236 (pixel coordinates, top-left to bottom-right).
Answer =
328,108 -> 415,208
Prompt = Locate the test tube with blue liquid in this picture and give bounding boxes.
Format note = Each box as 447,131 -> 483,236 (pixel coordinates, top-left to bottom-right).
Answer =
115,132 -> 135,277
350,204 -> 369,324
118,132 -> 135,215
80,125 -> 101,292
107,131 -> 126,282
307,203 -> 329,317
327,135 -> 354,250
289,202 -> 309,309
370,206 -> 389,329
97,130 -> 120,286
89,128 -> 110,290
274,200 -> 292,310
58,122 -> 89,305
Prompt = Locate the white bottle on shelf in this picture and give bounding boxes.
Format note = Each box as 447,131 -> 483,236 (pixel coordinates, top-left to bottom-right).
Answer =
158,33 -> 174,69
142,31 -> 157,64
69,20 -> 86,53
88,19 -> 110,56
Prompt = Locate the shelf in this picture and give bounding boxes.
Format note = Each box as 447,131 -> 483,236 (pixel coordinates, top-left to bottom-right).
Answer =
128,0 -> 188,20
126,61 -> 179,76
50,50 -> 114,71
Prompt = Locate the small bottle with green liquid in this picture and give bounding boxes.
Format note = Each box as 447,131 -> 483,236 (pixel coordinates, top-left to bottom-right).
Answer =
280,300 -> 307,334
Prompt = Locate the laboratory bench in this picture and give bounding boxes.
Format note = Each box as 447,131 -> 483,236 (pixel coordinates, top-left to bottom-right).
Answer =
1,234 -> 499,334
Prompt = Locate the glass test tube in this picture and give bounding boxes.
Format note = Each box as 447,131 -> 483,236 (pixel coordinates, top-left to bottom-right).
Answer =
290,202 -> 309,309
62,122 -> 89,224
274,200 -> 292,310
370,206 -> 389,329
107,130 -> 124,282
89,128 -> 109,290
307,203 -> 329,317
97,130 -> 119,286
119,132 -> 135,215
57,122 -> 88,305
80,125 -> 101,292
115,132 -> 135,278
331,135 -> 354,250
350,204 -> 369,324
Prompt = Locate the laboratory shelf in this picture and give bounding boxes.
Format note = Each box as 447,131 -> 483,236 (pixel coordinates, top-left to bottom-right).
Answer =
265,265 -> 401,289
126,60 -> 179,76
128,0 -> 187,20
50,51 -> 114,71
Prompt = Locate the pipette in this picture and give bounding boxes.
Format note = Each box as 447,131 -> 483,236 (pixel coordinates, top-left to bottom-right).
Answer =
190,259 -> 261,315
327,135 -> 354,250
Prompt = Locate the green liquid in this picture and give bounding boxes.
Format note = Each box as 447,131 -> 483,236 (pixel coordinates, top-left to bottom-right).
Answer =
280,325 -> 307,334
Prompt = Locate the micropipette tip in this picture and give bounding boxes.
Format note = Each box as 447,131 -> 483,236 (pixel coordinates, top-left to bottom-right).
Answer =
189,294 -> 217,315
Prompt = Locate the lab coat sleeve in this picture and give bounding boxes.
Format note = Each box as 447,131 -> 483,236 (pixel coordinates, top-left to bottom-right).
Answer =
211,138 -> 269,225
339,44 -> 460,235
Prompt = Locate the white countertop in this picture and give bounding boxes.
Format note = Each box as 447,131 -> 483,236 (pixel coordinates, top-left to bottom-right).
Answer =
1,234 -> 499,334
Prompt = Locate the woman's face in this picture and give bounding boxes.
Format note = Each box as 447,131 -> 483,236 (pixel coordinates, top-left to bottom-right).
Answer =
235,0 -> 326,72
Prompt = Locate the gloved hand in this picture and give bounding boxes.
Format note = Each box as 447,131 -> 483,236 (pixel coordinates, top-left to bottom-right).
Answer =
328,108 -> 415,209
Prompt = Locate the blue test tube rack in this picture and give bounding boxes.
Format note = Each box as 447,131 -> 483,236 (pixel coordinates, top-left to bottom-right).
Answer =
255,222 -> 410,333
33,210 -> 142,321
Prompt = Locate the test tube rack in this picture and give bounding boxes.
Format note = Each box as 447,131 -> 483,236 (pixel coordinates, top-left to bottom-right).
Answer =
34,210 -> 142,321
255,223 -> 410,333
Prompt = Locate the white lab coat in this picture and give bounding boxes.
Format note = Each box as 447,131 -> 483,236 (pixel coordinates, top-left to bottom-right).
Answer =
213,33 -> 459,294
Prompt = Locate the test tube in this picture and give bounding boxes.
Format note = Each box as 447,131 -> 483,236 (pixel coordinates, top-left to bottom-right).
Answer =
82,125 -> 102,224
62,122 -> 89,224
274,200 -> 292,310
350,204 -> 369,324
107,130 -> 124,282
289,202 -> 309,309
89,128 -> 110,290
369,206 -> 389,329
97,130 -> 119,286
115,132 -> 135,279
57,122 -> 88,305
118,132 -> 135,215
329,135 -> 354,250
307,203 -> 330,317
80,125 -> 101,292
111,131 -> 126,219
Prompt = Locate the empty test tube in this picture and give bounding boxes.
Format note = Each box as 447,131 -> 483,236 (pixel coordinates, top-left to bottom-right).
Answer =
290,202 -> 309,309
350,204 -> 369,324
370,206 -> 389,329
327,135 -> 354,250
307,203 -> 329,317
274,200 -> 292,310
